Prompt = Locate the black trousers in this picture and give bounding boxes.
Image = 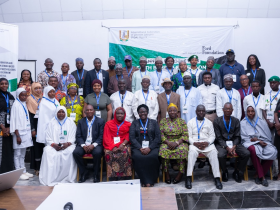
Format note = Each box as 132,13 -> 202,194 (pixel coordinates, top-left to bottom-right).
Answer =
216,144 -> 250,173
73,145 -> 103,177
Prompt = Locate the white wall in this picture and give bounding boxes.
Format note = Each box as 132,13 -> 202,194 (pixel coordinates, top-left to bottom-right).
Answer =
14,18 -> 280,92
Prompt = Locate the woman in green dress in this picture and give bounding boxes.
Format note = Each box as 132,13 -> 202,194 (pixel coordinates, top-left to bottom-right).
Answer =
159,103 -> 189,184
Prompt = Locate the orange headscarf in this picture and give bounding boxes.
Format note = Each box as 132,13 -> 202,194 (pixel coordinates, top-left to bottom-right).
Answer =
26,82 -> 43,114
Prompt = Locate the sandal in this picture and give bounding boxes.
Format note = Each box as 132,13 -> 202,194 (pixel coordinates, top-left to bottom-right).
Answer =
173,178 -> 181,184
165,179 -> 171,184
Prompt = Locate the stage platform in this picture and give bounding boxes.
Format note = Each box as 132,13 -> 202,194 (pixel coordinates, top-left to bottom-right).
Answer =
0,186 -> 177,210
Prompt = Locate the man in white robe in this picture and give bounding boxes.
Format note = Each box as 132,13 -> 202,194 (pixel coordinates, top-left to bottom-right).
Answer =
216,74 -> 241,120
39,106 -> 77,186
176,71 -> 202,124
186,105 -> 222,190
110,78 -> 134,123
132,76 -> 159,120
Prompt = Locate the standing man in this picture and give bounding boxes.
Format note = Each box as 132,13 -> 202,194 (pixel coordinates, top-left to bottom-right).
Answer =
185,105 -> 222,190
219,49 -> 245,90
110,79 -> 134,123
214,103 -> 250,183
157,78 -> 180,122
132,56 -> 151,93
262,76 -> 280,138
106,56 -> 116,78
37,58 -> 59,88
243,80 -> 265,119
171,60 -> 188,92
57,63 -> 76,93
48,76 -> 66,102
238,75 -> 252,119
71,57 -> 88,98
122,55 -> 138,81
107,63 -> 131,95
150,56 -> 170,94
176,72 -> 202,124
216,74 -> 242,120
187,55 -> 203,88
198,72 -> 220,122
84,58 -> 109,96
132,76 -> 159,120
198,56 -> 222,88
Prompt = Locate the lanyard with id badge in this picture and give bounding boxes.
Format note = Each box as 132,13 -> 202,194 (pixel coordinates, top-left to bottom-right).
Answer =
140,119 -> 149,148
119,91 -> 126,108
165,93 -> 171,118
94,93 -> 101,118
183,87 -> 192,114
142,90 -> 149,106
229,65 -> 237,82
17,99 -> 31,130
77,69 -> 84,96
155,70 -> 162,94
114,121 -> 124,144
267,90 -> 280,120
223,116 -> 232,148
86,117 -> 95,146
56,116 -> 68,143
31,94 -> 41,118
68,95 -> 77,121
196,118 -> 205,140
2,93 -> 10,124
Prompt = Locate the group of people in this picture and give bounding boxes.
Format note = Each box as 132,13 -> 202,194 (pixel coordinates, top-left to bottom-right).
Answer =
0,48 -> 279,190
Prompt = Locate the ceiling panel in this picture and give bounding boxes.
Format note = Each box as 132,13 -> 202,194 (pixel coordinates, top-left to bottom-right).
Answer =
82,11 -> 103,19
0,14 -> 3,21
269,0 -> 280,9
42,12 -> 62,21
207,0 -> 228,9
23,13 -> 42,22
3,13 -> 23,22
60,0 -> 81,12
248,0 -> 270,9
103,10 -> 123,19
228,0 -> 249,9
123,0 -> 145,10
20,0 -> 41,13
102,0 -> 123,11
207,8 -> 228,18
62,11 -> 82,20
165,8 -> 186,18
186,8 -> 207,18
145,9 -> 165,18
1,0 -> 21,14
124,9 -> 144,19
81,0 -> 102,11
267,9 -> 280,18
40,0 -> 62,13
187,0 -> 208,9
144,0 -> 165,10
227,9 -> 247,18
166,0 -> 186,9
247,9 -> 268,18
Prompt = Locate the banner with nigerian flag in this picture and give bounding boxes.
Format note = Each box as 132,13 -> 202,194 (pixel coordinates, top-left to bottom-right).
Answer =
109,26 -> 234,72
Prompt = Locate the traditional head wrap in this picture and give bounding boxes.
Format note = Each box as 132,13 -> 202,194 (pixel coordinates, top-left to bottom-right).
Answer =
207,56 -> 215,62
155,56 -> 163,62
142,75 -> 150,81
268,76 -> 280,82
137,104 -> 149,114
75,58 -> 84,63
67,83 -> 79,90
167,103 -> 178,111
91,79 -> 103,88
26,82 -> 43,114
140,56 -> 147,61
223,74 -> 233,80
43,86 -> 55,99
55,106 -> 67,122
188,55 -> 199,62
108,56 -> 115,62
16,88 -> 27,98
115,63 -> 123,69
161,77 -> 174,87
183,71 -> 191,78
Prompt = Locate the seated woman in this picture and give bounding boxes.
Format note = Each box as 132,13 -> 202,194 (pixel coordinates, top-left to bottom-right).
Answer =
159,103 -> 188,184
39,106 -> 77,186
241,105 -> 277,187
103,107 -> 132,181
129,104 -> 161,187
60,83 -> 84,125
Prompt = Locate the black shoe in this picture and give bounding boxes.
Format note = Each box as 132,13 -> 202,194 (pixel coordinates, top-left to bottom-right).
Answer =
214,178 -> 223,190
232,170 -> 242,183
78,170 -> 88,183
198,161 -> 205,169
185,176 -> 192,189
255,177 -> 261,185
262,179 -> 268,187
93,175 -> 100,183
222,170 -> 228,182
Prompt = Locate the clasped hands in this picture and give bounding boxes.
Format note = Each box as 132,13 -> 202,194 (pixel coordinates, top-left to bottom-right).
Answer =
250,137 -> 267,147
82,145 -> 95,153
112,144 -> 125,153
140,147 -> 151,155
53,143 -> 71,151
193,141 -> 209,151
165,140 -> 183,150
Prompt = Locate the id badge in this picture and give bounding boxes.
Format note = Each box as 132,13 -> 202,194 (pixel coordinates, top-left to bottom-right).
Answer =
252,133 -> 260,139
226,141 -> 233,148
183,105 -> 188,114
142,140 -> 149,148
232,75 -> 237,82
78,88 -> 83,96
59,133 -> 66,143
34,110 -> 39,118
26,123 -> 31,130
85,137 -> 92,146
6,114 -> 10,124
70,113 -> 76,121
114,137 -> 120,144
166,111 -> 169,118
96,111 -> 101,118
267,111 -> 274,120
155,86 -> 160,94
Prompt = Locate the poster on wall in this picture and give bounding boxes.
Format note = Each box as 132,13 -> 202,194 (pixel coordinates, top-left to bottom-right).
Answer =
0,23 -> 18,92
109,26 -> 234,71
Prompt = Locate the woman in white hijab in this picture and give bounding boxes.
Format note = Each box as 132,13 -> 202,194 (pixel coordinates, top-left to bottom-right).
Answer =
36,86 -> 59,144
39,106 -> 77,186
10,88 -> 33,180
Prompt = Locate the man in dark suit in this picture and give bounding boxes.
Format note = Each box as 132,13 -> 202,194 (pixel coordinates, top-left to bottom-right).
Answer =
73,104 -> 105,183
71,57 -> 88,98
84,58 -> 109,97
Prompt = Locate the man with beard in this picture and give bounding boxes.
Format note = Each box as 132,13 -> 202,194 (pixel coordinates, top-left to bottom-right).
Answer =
71,57 -> 88,97
106,56 -> 116,78
122,55 -> 139,81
